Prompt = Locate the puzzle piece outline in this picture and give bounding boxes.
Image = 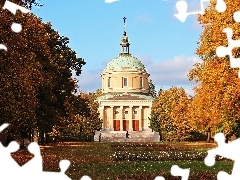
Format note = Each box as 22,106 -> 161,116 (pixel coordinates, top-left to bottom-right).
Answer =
0,0 -> 30,51
0,123 -> 77,179
204,133 -> 240,180
215,12 -> 240,77
1,0 -> 240,179
174,0 -> 226,22
155,165 -> 190,180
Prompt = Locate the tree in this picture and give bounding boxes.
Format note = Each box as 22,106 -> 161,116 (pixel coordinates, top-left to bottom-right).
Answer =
0,2 -> 86,142
0,8 -> 46,140
149,110 -> 160,132
188,0 -> 240,136
148,79 -> 157,98
0,0 -> 42,11
92,88 -> 102,99
150,87 -> 191,140
148,110 -> 162,140
63,91 -> 102,140
35,22 -> 85,144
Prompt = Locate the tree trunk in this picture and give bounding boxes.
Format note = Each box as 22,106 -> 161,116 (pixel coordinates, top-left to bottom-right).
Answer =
159,131 -> 162,141
225,134 -> 229,143
207,131 -> 211,143
33,129 -> 38,143
29,129 -> 32,142
21,137 -> 25,148
40,131 -> 45,145
46,133 -> 49,144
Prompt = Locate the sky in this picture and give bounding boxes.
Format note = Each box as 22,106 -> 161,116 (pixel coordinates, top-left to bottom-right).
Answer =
31,0 -> 210,95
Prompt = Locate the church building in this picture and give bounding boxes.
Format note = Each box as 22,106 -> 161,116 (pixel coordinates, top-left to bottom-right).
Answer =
96,18 -> 159,142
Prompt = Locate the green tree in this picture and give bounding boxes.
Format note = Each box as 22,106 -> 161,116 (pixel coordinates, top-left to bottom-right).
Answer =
148,79 -> 157,99
63,91 -> 102,141
35,22 -> 85,144
148,110 -> 163,140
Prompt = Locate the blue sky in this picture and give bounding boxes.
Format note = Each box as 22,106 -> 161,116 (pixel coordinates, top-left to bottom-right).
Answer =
31,0 -> 209,95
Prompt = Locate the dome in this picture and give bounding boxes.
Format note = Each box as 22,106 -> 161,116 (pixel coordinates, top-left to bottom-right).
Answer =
105,53 -> 145,69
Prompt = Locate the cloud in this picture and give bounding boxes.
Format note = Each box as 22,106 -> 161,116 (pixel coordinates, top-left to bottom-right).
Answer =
105,0 -> 119,3
74,68 -> 103,93
136,55 -> 201,94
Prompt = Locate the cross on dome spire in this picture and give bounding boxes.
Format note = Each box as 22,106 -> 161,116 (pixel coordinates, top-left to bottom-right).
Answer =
120,17 -> 130,54
123,17 -> 126,32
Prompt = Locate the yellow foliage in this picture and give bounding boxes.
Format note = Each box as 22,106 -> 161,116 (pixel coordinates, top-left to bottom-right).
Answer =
189,0 -> 240,134
152,87 -> 192,136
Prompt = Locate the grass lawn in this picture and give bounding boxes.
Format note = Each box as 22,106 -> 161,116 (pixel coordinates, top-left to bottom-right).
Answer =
11,142 -> 233,180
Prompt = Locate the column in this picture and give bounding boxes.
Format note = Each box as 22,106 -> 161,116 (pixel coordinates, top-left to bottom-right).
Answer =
110,106 -> 114,131
120,106 -> 123,131
146,106 -> 152,131
102,77 -> 104,91
99,106 -> 105,130
139,106 -> 142,131
129,106 -> 133,131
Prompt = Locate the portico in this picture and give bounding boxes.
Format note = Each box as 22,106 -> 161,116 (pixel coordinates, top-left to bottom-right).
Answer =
99,105 -> 152,132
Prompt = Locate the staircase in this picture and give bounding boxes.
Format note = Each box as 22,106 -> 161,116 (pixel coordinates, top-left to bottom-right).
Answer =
96,130 -> 160,142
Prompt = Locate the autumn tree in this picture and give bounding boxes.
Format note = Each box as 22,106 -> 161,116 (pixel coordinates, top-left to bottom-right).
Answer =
36,22 -> 85,144
149,87 -> 191,140
63,91 -> 102,140
0,1 -> 86,142
1,6 -> 46,139
188,0 -> 240,136
92,88 -> 102,99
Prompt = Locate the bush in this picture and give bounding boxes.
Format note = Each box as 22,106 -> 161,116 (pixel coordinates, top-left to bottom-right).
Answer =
188,131 -> 207,142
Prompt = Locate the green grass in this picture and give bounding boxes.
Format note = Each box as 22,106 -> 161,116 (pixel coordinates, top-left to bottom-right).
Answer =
12,142 -> 233,180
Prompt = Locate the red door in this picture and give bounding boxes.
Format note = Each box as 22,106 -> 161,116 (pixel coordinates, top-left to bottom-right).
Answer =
133,120 -> 139,131
114,120 -> 120,131
123,120 -> 129,131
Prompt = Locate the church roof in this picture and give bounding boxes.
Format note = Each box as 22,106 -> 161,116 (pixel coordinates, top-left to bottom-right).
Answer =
97,93 -> 154,101
104,17 -> 146,71
105,53 -> 145,69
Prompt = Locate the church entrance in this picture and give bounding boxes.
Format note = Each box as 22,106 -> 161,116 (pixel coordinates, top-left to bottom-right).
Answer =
114,120 -> 120,131
133,120 -> 139,131
123,120 -> 129,131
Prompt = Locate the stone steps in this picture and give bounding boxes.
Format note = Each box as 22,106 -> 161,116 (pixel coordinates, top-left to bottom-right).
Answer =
96,130 -> 160,142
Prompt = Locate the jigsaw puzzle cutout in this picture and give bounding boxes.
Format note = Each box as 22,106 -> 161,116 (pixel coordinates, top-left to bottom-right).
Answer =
215,10 -> 240,77
0,0 -> 29,51
216,28 -> 240,77
0,123 -> 92,179
80,175 -> 92,180
204,133 -> 240,180
154,165 -> 190,180
1,0 -> 240,179
174,0 -> 226,22
175,0 -> 240,77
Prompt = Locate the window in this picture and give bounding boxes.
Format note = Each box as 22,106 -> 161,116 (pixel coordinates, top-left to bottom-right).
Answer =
123,77 -> 128,87
124,111 -> 128,114
133,110 -> 137,114
114,111 -> 119,114
140,77 -> 143,88
108,77 -> 111,87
